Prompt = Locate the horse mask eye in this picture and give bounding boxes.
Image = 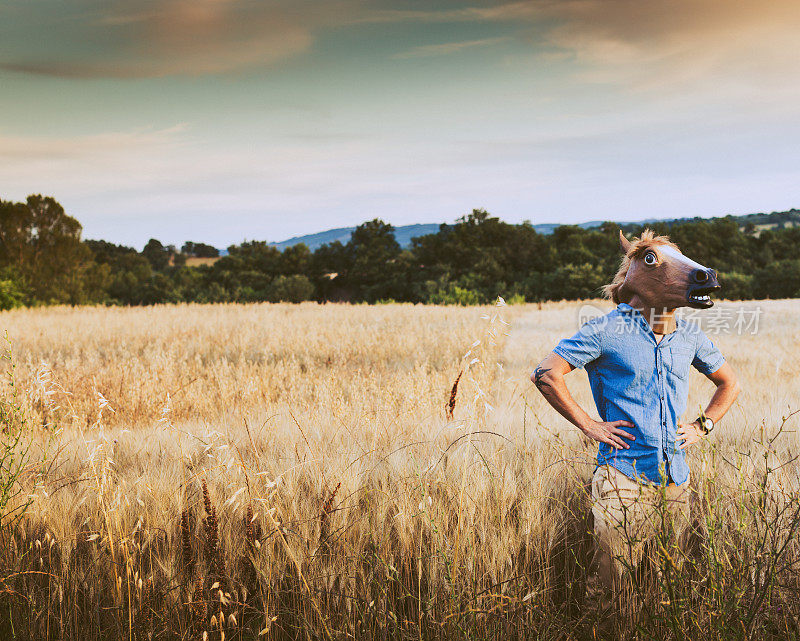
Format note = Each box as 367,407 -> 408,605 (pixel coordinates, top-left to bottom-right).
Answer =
643,251 -> 658,266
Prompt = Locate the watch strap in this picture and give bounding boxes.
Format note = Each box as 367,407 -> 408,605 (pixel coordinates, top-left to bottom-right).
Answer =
697,416 -> 714,434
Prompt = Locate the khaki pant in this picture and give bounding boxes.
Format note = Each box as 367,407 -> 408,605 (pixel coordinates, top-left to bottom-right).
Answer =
586,464 -> 692,611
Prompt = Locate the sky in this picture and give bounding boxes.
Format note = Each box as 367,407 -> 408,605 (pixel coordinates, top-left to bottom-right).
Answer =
2,0 -> 800,249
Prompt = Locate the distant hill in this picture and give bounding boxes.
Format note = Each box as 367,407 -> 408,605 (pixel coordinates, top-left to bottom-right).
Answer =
271,220 -> 613,251
622,209 -> 800,234
269,209 -> 800,251
271,223 -> 443,251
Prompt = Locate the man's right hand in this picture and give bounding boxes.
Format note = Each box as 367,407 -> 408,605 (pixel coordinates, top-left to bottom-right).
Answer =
532,352 -> 636,450
580,420 -> 636,450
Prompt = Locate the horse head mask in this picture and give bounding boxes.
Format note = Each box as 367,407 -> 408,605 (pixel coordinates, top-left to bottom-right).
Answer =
603,229 -> 721,310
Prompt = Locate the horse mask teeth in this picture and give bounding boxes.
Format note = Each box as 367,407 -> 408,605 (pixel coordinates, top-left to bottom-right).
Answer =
604,229 -> 721,310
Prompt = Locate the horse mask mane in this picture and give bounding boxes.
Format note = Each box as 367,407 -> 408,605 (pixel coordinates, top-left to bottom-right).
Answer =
603,229 -> 721,310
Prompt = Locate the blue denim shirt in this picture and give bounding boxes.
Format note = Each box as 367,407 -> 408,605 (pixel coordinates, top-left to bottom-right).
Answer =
552,303 -> 726,485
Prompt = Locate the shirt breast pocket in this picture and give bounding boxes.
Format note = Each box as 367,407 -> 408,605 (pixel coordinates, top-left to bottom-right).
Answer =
666,346 -> 694,379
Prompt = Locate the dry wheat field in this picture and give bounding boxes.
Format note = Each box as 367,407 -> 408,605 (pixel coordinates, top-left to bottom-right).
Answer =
1,299 -> 799,640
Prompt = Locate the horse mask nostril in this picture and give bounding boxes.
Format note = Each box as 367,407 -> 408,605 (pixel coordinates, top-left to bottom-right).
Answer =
693,269 -> 708,284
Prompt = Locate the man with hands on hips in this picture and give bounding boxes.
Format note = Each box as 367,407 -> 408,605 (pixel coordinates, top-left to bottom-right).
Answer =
531,229 -> 741,615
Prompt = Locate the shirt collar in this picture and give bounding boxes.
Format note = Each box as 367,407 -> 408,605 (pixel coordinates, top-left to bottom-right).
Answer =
616,302 -> 685,337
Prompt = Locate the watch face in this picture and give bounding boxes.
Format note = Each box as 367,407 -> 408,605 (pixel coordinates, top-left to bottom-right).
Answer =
702,418 -> 713,432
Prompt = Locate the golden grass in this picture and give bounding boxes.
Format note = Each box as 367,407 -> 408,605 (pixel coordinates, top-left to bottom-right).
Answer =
1,299 -> 799,640
183,257 -> 220,268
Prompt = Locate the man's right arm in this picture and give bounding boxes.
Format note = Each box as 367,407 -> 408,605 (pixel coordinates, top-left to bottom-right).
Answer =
531,352 -> 635,450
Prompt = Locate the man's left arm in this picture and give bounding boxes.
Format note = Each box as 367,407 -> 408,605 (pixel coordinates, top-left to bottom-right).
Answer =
678,362 -> 741,449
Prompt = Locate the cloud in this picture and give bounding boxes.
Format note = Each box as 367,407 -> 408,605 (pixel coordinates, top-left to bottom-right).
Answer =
534,0 -> 800,82
363,0 -> 800,92
1,30 -> 312,79
393,37 -> 509,59
0,0 -> 345,78
356,2 -> 542,24
0,125 -> 188,160
4,0 -> 799,86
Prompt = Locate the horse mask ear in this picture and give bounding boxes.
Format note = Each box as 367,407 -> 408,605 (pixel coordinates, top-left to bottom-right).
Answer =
619,230 -> 632,254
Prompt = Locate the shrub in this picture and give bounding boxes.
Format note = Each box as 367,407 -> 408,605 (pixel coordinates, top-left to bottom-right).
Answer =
427,285 -> 482,306
269,274 -> 315,303
754,259 -> 800,298
718,271 -> 754,300
0,270 -> 26,310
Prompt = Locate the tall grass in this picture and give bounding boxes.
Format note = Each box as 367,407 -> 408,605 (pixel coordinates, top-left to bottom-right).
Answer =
0,334 -> 34,533
0,299 -> 798,640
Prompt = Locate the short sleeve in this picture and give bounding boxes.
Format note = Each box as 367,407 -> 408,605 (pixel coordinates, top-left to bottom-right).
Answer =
692,330 -> 726,375
552,319 -> 604,370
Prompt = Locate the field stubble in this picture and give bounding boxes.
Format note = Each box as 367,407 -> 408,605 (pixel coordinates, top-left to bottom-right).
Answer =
1,299 -> 799,640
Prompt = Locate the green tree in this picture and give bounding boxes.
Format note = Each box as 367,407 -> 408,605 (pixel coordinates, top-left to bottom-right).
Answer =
181,241 -> 219,258
280,243 -> 312,275
344,219 -> 404,303
0,195 -> 96,304
87,241 -> 154,305
310,241 -> 349,301
410,210 -> 553,301
269,275 -> 315,303
142,239 -> 171,271
718,272 -> 753,300
550,263 -> 608,299
754,260 -> 800,299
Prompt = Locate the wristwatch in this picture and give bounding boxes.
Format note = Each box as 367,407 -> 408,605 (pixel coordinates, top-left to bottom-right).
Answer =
697,416 -> 714,434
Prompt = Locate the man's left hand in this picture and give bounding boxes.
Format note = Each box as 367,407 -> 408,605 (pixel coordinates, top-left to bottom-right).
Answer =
677,421 -> 705,449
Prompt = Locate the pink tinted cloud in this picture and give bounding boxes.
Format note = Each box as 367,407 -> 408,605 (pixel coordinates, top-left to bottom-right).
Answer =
364,0 -> 800,90
3,0 -> 799,84
1,0 -> 347,78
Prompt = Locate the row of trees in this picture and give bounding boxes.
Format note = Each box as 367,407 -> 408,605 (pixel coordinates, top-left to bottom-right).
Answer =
1,195 -> 799,309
